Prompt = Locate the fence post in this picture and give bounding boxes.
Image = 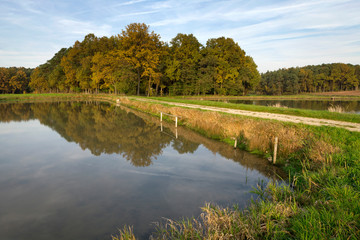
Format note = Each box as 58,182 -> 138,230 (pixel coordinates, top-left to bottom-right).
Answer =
175,116 -> 178,128
160,112 -> 163,122
273,137 -> 278,164
234,138 -> 237,149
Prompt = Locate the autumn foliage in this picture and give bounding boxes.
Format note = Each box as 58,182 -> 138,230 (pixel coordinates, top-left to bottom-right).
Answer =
27,23 -> 259,96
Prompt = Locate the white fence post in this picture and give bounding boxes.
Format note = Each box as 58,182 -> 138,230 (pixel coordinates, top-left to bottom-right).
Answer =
273,137 -> 278,164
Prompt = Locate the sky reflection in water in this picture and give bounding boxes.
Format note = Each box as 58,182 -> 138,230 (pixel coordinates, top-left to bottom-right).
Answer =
0,102 -> 281,240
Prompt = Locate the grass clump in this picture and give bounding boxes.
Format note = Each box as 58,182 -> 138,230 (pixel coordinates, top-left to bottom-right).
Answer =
112,226 -> 136,240
150,182 -> 298,240
328,104 -> 345,113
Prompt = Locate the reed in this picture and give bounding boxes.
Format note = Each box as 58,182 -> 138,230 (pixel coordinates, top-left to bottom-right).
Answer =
328,105 -> 345,113
268,102 -> 288,108
112,226 -> 136,240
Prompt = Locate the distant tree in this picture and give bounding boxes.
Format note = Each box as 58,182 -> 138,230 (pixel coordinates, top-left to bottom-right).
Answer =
0,68 -> 11,93
259,63 -> 360,95
29,66 -> 49,93
9,70 -> 27,93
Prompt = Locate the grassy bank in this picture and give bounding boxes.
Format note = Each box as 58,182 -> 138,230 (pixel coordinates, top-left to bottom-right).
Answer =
140,96 -> 360,123
113,97 -> 360,240
176,91 -> 360,100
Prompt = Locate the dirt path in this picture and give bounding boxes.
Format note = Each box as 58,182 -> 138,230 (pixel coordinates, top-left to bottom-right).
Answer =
132,98 -> 360,132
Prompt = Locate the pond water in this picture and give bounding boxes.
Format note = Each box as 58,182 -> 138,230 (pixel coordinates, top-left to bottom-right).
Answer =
220,99 -> 360,113
0,102 -> 282,240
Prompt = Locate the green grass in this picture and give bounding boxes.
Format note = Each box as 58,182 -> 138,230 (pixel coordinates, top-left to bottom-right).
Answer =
171,93 -> 360,100
0,93 -> 83,101
138,96 -> 360,123
146,126 -> 360,240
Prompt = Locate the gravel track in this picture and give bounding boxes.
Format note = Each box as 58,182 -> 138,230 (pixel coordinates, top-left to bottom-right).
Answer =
133,98 -> 360,132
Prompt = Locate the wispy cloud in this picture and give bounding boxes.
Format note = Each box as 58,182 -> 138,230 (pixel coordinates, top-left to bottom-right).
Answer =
56,18 -> 112,36
0,0 -> 359,71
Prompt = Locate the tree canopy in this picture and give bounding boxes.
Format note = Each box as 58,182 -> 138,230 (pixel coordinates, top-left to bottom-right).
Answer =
0,67 -> 32,94
25,23 -> 260,96
3,23 -> 359,96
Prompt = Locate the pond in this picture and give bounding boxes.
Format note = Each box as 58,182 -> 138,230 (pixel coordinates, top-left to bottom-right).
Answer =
0,102 -> 282,240
219,99 -> 360,113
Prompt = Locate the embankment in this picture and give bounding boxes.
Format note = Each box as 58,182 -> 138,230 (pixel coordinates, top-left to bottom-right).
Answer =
113,96 -> 360,240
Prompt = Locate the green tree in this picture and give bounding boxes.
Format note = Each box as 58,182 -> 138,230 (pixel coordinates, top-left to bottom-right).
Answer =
9,70 -> 27,93
203,37 -> 259,95
165,33 -> 202,95
118,23 -> 163,95
29,66 -> 49,93
0,68 -> 11,93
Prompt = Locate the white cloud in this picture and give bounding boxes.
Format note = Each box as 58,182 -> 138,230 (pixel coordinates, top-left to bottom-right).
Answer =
0,0 -> 359,71
56,18 -> 112,36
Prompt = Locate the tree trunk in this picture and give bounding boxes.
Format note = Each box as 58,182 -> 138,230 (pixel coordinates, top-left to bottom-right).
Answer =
137,69 -> 141,96
147,74 -> 151,97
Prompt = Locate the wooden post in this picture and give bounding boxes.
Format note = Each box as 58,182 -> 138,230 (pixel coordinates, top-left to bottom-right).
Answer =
175,116 -> 178,128
234,138 -> 237,149
160,112 -> 163,122
273,137 -> 278,164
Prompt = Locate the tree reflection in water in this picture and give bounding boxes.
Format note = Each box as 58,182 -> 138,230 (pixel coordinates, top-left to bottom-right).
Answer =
0,101 -> 284,178
0,102 -> 201,167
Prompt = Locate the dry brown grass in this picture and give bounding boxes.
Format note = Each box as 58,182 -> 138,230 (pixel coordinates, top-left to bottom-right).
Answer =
120,97 -> 338,162
328,105 -> 345,113
308,139 -> 339,162
268,103 -> 288,108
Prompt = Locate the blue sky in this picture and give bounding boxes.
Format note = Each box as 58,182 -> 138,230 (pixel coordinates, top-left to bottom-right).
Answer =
0,0 -> 359,72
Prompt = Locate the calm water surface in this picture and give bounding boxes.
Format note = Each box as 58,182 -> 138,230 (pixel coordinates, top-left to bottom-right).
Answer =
0,102 -> 281,240
221,99 -> 360,113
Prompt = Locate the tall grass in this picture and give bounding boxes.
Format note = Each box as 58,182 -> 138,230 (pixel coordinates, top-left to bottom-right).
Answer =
112,226 -> 136,240
121,97 -> 338,163
328,105 -> 345,113
268,102 -> 288,108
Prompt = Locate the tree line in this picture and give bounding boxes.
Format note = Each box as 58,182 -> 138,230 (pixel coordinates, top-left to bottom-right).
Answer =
1,23 -> 359,96
258,63 -> 360,95
0,67 -> 32,94
29,23 -> 260,96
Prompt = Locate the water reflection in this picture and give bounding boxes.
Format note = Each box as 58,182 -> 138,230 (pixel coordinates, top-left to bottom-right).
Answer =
0,102 -> 283,240
0,102 -> 283,177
